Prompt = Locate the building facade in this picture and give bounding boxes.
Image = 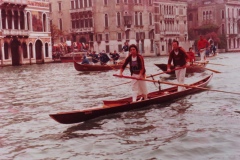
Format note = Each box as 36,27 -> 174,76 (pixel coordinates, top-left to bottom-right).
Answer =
49,0 -> 193,56
187,0 -> 240,52
154,0 -> 193,55
0,0 -> 52,66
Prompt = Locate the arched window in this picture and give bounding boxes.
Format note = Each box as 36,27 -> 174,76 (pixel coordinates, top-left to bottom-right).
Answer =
4,43 -> 9,59
139,12 -> 143,26
117,12 -> 121,26
221,10 -> 225,19
228,8 -> 230,18
22,43 -> 28,58
2,10 -> 6,29
209,11 -> 212,19
29,43 -> 33,58
27,12 -> 31,30
149,13 -> 152,25
203,11 -> 205,20
43,14 -> 47,32
104,14 -> 108,27
188,13 -> 193,21
135,12 -> 138,25
7,10 -> 13,29
14,10 -> 18,29
20,11 -> 24,29
45,43 -> 49,57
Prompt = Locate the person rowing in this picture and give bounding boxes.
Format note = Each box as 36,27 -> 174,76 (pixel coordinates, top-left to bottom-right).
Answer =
99,50 -> 110,65
197,35 -> 210,62
119,44 -> 148,102
167,40 -> 190,91
110,50 -> 120,64
89,51 -> 99,64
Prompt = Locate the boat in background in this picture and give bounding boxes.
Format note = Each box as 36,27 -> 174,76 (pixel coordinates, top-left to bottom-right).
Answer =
60,52 -> 86,63
155,61 -> 208,75
49,73 -> 213,124
74,61 -> 122,71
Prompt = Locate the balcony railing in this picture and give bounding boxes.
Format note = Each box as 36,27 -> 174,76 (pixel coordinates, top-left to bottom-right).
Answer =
0,0 -> 27,5
2,29 -> 29,36
71,27 -> 93,33
160,31 -> 180,35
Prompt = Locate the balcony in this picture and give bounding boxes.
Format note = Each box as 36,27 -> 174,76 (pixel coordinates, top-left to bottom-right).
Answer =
0,0 -> 27,4
71,27 -> 93,33
69,7 -> 93,13
163,15 -> 175,20
2,29 -> 29,37
160,31 -> 180,36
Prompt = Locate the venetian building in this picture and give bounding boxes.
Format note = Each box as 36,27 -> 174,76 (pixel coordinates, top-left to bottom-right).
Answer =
69,0 -> 156,55
153,0 -> 192,55
49,0 -> 155,55
187,0 -> 240,52
49,0 -> 71,45
49,0 -> 192,55
0,0 -> 52,66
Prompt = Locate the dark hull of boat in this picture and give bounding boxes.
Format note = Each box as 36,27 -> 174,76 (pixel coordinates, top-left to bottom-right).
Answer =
74,61 -> 122,71
155,63 -> 207,75
49,74 -> 213,124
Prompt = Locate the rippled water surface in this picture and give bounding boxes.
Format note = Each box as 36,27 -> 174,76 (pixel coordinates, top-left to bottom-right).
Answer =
0,53 -> 240,160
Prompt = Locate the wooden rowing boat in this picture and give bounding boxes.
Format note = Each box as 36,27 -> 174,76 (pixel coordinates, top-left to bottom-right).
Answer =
49,73 -> 213,124
155,62 -> 208,75
74,61 -> 122,71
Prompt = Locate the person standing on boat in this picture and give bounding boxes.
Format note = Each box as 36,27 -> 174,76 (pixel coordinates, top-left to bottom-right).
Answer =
197,35 -> 210,62
122,41 -> 129,58
167,40 -> 190,92
119,44 -> 148,102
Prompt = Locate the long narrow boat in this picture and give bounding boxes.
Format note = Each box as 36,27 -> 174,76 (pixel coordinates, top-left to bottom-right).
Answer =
155,61 -> 208,75
74,61 -> 122,71
49,73 -> 213,124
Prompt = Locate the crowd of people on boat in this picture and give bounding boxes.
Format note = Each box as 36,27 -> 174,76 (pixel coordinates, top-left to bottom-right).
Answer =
81,50 -> 121,65
80,42 -> 131,65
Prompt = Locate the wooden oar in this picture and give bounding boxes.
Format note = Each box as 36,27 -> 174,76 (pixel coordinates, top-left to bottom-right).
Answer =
195,61 -> 226,66
107,67 -> 185,88
113,74 -> 240,95
197,65 -> 221,73
148,66 -> 186,77
204,67 -> 221,73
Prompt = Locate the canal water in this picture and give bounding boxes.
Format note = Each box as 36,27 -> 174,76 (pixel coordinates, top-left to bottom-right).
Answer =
0,53 -> 240,160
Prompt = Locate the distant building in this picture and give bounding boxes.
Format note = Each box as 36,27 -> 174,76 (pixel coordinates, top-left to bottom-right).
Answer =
187,0 -> 240,52
154,0 -> 193,55
0,0 -> 52,66
49,0 -> 193,56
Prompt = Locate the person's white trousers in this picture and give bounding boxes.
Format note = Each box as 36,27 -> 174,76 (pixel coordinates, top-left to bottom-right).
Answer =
131,74 -> 148,102
175,67 -> 186,91
199,49 -> 206,62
